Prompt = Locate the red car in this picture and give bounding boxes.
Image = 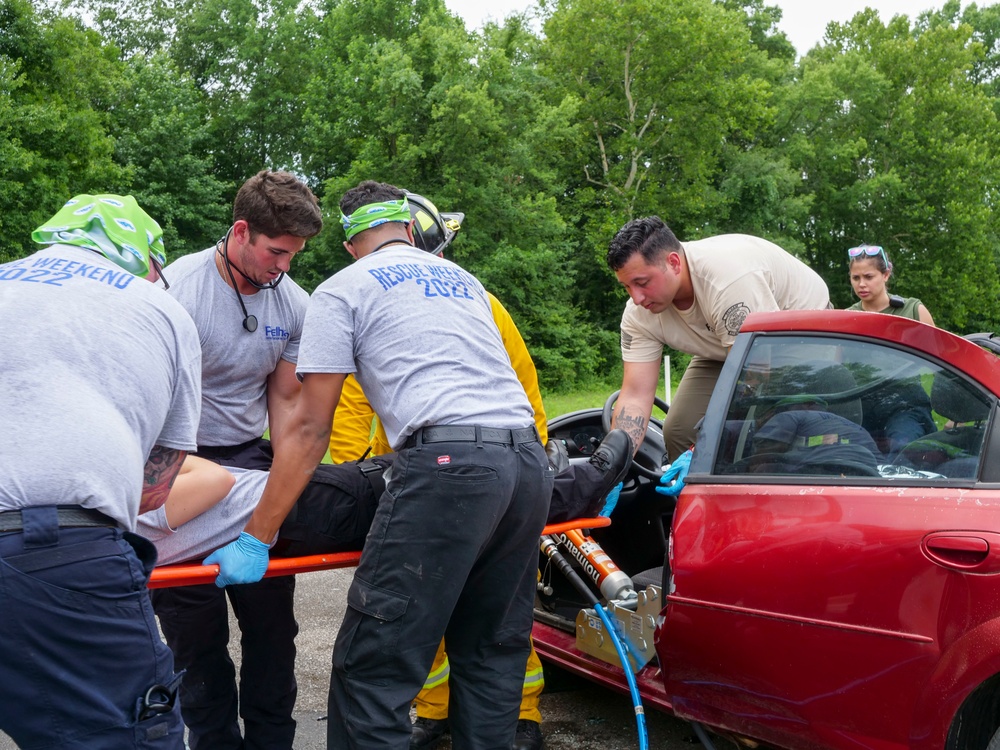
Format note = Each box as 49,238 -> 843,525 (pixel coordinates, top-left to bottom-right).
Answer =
534,310 -> 1000,750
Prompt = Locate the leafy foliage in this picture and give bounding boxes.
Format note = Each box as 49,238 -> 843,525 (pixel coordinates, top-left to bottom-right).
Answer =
107,53 -> 229,258
783,9 -> 1000,329
5,0 -> 1000,382
0,0 -> 122,262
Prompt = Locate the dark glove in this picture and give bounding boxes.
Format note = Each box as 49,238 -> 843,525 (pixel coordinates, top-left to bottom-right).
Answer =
204,531 -> 270,587
656,449 -> 693,497
598,482 -> 623,517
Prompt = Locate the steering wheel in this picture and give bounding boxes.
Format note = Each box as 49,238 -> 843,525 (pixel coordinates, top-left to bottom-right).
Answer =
601,390 -> 670,480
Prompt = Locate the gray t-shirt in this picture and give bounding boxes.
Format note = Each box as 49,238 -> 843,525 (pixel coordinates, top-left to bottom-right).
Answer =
164,247 -> 309,447
299,245 -> 534,450
0,245 -> 202,530
137,467 -> 269,564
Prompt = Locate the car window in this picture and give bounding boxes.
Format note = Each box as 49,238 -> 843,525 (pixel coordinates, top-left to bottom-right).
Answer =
714,335 -> 993,480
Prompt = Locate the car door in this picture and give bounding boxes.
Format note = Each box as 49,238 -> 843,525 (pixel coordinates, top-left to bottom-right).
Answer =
660,327 -> 1000,750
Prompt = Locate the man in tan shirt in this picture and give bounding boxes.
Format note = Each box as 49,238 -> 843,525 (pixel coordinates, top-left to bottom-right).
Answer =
607,216 -> 830,461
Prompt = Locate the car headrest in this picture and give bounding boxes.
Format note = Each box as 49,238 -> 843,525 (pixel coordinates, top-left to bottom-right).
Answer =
766,361 -> 863,426
931,371 -> 991,424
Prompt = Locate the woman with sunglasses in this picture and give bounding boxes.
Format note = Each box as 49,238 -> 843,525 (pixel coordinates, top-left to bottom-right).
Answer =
846,243 -> 937,459
847,244 -> 935,324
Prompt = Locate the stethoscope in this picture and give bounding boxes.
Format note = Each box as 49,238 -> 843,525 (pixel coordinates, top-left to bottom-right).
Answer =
216,226 -> 284,333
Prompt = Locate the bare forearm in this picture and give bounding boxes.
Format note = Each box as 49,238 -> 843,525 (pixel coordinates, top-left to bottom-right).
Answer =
612,399 -> 651,456
245,372 -> 343,542
165,456 -> 235,527
244,425 -> 328,542
614,360 -> 660,455
267,401 -> 295,450
266,358 -> 302,451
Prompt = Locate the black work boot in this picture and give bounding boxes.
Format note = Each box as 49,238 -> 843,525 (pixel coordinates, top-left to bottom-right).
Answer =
512,719 -> 544,750
410,717 -> 449,749
587,429 -> 633,499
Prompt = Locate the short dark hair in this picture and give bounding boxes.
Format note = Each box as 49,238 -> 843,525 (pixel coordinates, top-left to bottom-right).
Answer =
606,216 -> 683,271
339,180 -> 406,217
233,170 -> 323,241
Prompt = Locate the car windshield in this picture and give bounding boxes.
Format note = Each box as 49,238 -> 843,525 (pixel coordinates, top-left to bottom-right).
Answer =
714,335 -> 993,480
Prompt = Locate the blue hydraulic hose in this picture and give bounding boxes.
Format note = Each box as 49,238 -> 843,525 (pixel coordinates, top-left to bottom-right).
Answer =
539,536 -> 650,749
594,602 -> 649,750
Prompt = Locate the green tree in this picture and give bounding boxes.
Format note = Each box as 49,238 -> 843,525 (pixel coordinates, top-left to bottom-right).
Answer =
299,2 -> 605,387
708,0 -> 809,253
0,58 -> 35,263
717,0 -> 796,62
919,1 -> 1000,112
783,9 -> 1000,330
106,53 -> 229,258
542,0 -> 780,339
0,0 -> 123,262
168,0 -> 322,186
543,0 -> 772,225
64,0 -> 176,58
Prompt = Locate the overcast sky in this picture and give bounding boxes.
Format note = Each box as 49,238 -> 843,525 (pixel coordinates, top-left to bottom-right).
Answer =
442,0 -> 965,55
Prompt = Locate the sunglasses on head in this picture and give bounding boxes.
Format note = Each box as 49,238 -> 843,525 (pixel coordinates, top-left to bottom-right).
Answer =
847,245 -> 887,264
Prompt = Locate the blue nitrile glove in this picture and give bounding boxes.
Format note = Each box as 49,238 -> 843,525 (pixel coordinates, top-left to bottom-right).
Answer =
204,532 -> 270,587
656,448 -> 693,496
598,482 -> 623,518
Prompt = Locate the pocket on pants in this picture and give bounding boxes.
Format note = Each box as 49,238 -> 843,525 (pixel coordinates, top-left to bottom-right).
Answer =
435,464 -> 498,483
334,577 -> 409,685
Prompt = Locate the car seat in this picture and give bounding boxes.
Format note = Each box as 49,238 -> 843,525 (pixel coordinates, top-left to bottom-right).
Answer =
895,371 -> 990,478
760,361 -> 864,426
742,361 -> 880,475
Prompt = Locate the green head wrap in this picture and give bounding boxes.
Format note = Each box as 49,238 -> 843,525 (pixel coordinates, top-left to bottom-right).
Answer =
340,198 -> 410,241
32,194 -> 166,277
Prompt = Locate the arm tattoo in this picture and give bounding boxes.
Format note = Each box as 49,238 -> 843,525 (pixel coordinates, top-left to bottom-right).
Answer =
614,408 -> 647,456
140,445 -> 185,514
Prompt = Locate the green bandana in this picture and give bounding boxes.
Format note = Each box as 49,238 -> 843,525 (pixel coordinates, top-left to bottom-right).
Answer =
32,194 -> 166,276
340,198 -> 410,241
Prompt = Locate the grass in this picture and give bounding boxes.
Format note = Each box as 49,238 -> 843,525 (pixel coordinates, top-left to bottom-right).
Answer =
541,374 -> 674,420
542,383 -> 620,417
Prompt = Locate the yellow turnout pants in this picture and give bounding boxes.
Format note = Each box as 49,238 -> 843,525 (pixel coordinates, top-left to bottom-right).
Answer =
414,638 -> 544,723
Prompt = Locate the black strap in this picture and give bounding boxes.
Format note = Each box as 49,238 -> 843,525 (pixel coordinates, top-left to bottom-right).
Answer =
194,437 -> 263,460
370,239 -> 415,254
0,507 -> 118,533
405,425 -> 539,448
357,458 -> 388,499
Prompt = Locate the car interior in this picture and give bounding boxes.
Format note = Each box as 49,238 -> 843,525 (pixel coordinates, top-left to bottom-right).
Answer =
713,335 -> 994,481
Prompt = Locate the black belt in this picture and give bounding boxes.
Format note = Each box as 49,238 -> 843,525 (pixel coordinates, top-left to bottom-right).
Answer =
194,436 -> 262,460
0,506 -> 119,532
405,425 -> 539,449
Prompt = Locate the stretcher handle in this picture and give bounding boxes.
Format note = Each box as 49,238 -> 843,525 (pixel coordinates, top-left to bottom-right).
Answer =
148,517 -> 611,589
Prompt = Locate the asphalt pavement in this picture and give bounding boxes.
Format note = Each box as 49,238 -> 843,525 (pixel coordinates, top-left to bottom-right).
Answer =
2,568 -> 698,750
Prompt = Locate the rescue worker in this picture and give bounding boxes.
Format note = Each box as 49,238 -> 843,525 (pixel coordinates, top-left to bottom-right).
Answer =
151,171 -> 323,750
201,180 -> 591,749
329,192 -> 547,750
607,217 -> 830,463
0,195 -> 201,749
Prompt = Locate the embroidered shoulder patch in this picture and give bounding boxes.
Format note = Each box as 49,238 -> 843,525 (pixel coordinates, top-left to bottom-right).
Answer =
722,303 -> 751,336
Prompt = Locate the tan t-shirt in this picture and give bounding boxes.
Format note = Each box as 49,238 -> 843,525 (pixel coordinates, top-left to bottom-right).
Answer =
620,234 -> 829,362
